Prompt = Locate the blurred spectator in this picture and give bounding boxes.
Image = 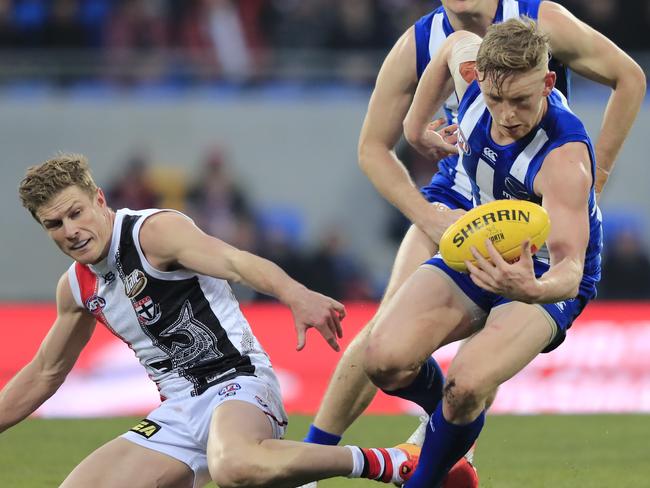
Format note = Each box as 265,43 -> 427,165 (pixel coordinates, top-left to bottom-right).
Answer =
599,230 -> 650,300
12,0 -> 47,46
306,227 -> 373,301
265,0 -> 333,49
105,0 -> 169,84
43,0 -> 85,49
255,208 -> 309,300
180,0 -> 256,81
0,0 -> 18,47
186,146 -> 256,249
107,152 -> 160,210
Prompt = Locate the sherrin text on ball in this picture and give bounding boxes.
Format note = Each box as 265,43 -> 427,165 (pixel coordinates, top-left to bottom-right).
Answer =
439,200 -> 551,272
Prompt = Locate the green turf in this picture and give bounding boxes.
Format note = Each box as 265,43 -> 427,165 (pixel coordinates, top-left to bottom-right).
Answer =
0,415 -> 648,487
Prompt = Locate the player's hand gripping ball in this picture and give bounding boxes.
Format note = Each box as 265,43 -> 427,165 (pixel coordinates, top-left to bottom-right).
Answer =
439,199 -> 550,272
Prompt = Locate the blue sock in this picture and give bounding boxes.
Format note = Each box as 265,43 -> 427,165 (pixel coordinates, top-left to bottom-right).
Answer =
406,404 -> 485,488
303,424 -> 342,445
383,357 -> 444,414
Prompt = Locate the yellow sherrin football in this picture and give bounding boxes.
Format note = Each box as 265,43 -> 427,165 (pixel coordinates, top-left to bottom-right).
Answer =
439,199 -> 551,273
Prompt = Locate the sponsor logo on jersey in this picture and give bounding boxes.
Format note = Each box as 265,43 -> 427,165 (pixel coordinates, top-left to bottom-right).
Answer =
457,127 -> 471,155
102,271 -> 116,285
134,296 -> 161,325
482,147 -> 497,162
218,382 -> 241,396
452,209 -> 531,248
124,269 -> 147,298
130,418 -> 161,439
85,295 -> 106,314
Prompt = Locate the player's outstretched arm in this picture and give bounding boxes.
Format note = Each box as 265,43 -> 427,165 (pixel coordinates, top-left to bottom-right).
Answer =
358,27 -> 458,242
0,273 -> 95,433
139,212 -> 345,351
539,1 -> 647,195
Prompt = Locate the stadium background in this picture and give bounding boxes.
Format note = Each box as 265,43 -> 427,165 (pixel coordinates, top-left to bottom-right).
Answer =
0,1 -> 649,486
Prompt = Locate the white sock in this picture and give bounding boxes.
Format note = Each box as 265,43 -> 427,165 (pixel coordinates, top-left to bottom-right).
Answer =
344,445 -> 365,478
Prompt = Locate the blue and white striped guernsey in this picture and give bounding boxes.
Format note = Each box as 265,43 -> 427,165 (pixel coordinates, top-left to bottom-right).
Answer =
455,81 -> 602,299
414,0 -> 571,206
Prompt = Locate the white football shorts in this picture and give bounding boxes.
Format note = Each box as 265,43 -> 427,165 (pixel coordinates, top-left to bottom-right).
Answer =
121,374 -> 288,487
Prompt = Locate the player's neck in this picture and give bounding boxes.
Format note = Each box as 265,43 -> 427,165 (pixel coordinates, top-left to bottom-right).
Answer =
445,0 -> 500,37
98,208 -> 116,262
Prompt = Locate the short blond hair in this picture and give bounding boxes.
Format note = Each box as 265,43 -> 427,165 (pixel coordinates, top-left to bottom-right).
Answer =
476,17 -> 549,93
19,153 -> 98,220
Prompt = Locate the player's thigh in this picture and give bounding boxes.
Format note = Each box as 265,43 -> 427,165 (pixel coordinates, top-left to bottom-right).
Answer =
206,400 -> 274,481
368,265 -> 484,368
380,224 -> 437,310
61,437 -> 194,488
448,301 -> 557,394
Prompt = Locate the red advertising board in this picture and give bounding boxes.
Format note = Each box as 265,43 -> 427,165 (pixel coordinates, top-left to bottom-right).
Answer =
1,302 -> 649,416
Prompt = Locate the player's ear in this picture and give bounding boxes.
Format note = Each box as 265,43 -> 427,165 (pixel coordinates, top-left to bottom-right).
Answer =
96,188 -> 107,208
542,71 -> 556,96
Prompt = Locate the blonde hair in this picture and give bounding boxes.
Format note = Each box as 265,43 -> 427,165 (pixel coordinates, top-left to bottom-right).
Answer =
476,17 -> 550,93
18,153 -> 98,220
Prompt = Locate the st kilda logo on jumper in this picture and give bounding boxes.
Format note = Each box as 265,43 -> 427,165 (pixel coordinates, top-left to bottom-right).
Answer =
124,269 -> 147,298
134,296 -> 161,325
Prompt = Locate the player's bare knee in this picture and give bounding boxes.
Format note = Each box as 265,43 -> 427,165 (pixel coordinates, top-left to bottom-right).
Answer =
442,376 -> 484,422
208,450 -> 262,488
363,343 -> 419,390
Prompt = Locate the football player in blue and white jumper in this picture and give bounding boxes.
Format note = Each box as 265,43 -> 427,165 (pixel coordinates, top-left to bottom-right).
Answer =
303,1 -> 645,478
364,17 -> 604,487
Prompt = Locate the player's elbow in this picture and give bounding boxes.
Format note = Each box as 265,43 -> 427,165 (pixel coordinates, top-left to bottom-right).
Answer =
402,116 -> 420,150
617,58 -> 646,99
357,139 -> 383,176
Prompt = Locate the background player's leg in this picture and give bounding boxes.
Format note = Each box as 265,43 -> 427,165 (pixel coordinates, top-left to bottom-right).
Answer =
307,224 -> 437,442
60,437 -> 195,488
407,302 -> 557,488
207,401 -> 417,488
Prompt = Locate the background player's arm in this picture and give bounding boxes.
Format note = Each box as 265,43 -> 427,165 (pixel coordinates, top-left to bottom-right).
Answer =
0,273 -> 95,433
358,27 -> 458,242
403,31 -> 480,156
539,1 -> 647,195
139,212 -> 344,351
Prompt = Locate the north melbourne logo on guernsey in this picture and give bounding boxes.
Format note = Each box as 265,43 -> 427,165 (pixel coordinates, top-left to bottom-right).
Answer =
457,127 -> 471,155
134,296 -> 162,325
124,269 -> 147,298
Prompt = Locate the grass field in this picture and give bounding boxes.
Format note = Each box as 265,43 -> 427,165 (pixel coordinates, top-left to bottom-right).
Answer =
1,414 -> 648,487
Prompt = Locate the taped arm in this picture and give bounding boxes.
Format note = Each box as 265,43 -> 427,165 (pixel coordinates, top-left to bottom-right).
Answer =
404,31 -> 481,150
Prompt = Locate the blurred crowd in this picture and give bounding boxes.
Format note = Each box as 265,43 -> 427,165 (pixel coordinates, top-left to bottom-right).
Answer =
0,0 -> 648,84
107,146 -> 650,303
107,148 -> 375,303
